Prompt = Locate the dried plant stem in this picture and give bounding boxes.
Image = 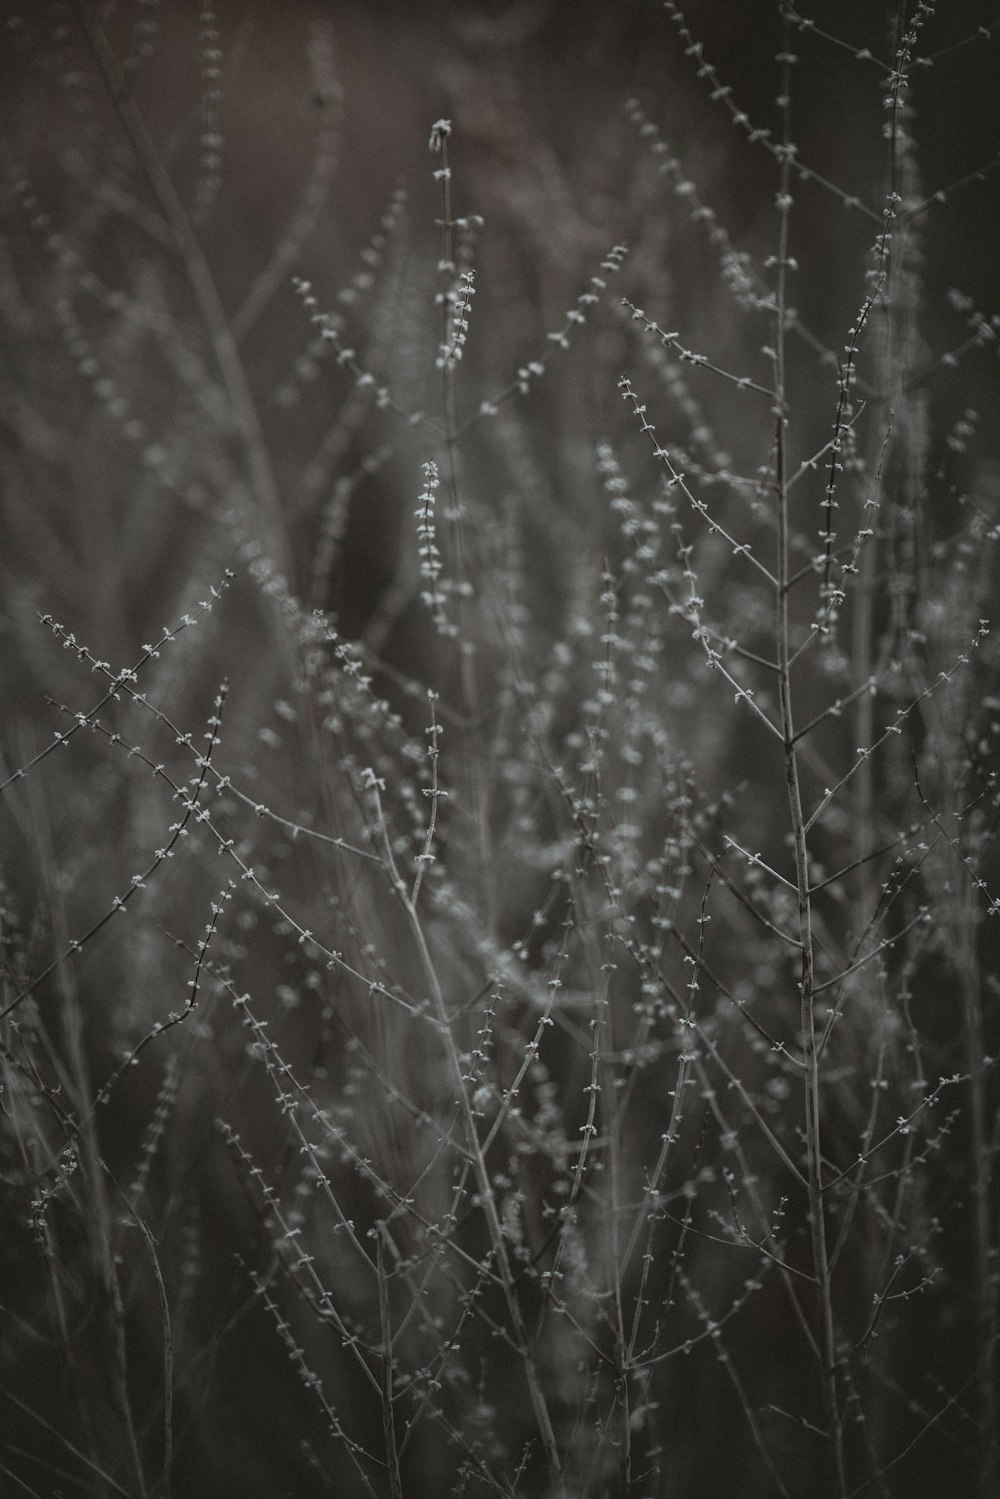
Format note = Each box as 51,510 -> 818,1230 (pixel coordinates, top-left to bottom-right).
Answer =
376,1234 -> 405,1499
405,901 -> 562,1478
772,36 -> 846,1494
372,788 -> 562,1478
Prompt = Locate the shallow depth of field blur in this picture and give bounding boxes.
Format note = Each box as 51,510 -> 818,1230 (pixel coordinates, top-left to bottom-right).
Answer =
3,3 -> 1000,1497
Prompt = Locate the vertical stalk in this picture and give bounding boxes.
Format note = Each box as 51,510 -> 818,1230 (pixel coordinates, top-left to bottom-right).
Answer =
430,124 -> 496,929
376,1234 -> 405,1499
771,34 -> 847,1497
